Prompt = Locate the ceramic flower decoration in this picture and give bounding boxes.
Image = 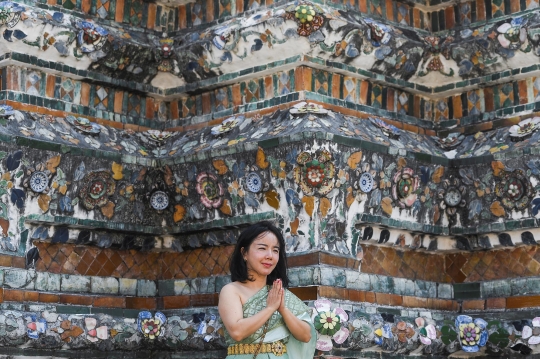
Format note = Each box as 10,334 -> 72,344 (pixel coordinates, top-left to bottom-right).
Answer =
196,172 -> 224,208
456,315 -> 488,352
85,318 -> 108,342
370,118 -> 400,138
284,3 -> 324,36
312,299 -> 349,351
392,168 -> 419,208
26,315 -> 47,339
138,311 -> 167,340
290,102 -> 328,114
416,317 -> 437,345
76,21 -> 108,53
509,117 -> 540,139
434,132 -> 465,150
211,117 -> 239,135
0,105 -> 15,117
0,2 -> 24,28
293,150 -> 335,196
374,323 -> 393,345
23,163 -> 52,195
393,321 -> 415,343
144,130 -> 173,146
497,17 -> 527,50
66,115 -> 101,135
365,20 -> 391,47
438,176 -> 466,217
78,171 -> 116,210
495,169 -> 533,210
521,317 -> 540,345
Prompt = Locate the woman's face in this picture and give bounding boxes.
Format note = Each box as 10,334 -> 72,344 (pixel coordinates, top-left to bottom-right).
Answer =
242,231 -> 280,279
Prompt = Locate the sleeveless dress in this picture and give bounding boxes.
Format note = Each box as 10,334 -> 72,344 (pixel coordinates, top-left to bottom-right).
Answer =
223,286 -> 317,358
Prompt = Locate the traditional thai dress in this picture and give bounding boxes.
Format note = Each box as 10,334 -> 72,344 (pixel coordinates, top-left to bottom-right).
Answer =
223,286 -> 317,358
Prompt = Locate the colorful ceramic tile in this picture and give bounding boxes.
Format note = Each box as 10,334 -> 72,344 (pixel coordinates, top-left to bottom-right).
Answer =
96,0 -> 110,19
214,88 -> 230,111
128,94 -> 141,117
26,71 -> 41,96
370,0 -> 383,17
343,77 -> 357,102
460,2 -> 471,25
491,0 -> 505,18
218,0 -> 232,18
434,99 -> 449,123
314,70 -> 329,96
182,96 -> 196,117
60,78 -> 74,103
276,71 -> 291,96
371,84 -> 383,109
495,83 -> 514,109
242,80 -> 260,103
467,89 -> 483,116
94,86 -> 109,111
533,77 -> 540,101
397,91 -> 409,115
191,0 -> 204,26
527,0 -> 540,9
397,3 -> 410,25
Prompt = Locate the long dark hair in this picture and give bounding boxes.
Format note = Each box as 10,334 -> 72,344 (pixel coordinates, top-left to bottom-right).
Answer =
230,221 -> 289,287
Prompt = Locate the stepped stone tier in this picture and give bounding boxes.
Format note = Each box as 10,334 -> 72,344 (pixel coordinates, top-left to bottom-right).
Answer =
1,0 -> 540,357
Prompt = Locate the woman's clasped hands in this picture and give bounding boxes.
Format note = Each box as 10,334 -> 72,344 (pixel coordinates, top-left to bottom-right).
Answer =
267,279 -> 285,313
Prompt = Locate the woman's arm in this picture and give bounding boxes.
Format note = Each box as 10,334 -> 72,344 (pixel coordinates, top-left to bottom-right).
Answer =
276,281 -> 312,343
218,282 -> 283,342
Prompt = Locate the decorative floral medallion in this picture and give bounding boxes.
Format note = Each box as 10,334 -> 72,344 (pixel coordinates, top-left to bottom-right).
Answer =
77,21 -> 108,53
509,117 -> 540,140
497,17 -> 527,50
392,168 -> 419,208
358,172 -> 374,193
144,130 -> 173,146
29,172 -> 49,193
312,299 -> 349,351
66,116 -> 101,135
293,150 -> 335,196
370,118 -> 400,138
393,321 -> 415,343
211,117 -> 239,135
495,169 -> 533,210
157,38 -> 175,72
138,311 -> 167,340
438,177 -> 466,216
284,3 -> 324,36
0,3 -> 24,28
150,191 -> 169,210
245,172 -> 262,193
456,315 -> 488,352
0,105 -> 15,117
196,172 -> 224,208
23,164 -> 52,195
416,318 -> 437,345
434,132 -> 465,150
78,171 -> 116,210
290,102 -> 328,114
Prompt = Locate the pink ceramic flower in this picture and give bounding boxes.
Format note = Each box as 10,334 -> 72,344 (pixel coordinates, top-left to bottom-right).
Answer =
392,168 -> 419,208
196,172 -> 224,209
311,299 -> 349,351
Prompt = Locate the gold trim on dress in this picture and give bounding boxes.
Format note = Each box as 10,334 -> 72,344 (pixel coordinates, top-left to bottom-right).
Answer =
227,340 -> 287,356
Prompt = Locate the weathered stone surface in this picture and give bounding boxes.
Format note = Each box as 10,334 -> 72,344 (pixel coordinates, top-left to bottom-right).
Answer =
35,272 -> 61,292
91,277 -> 119,295
136,280 -> 157,297
61,275 -> 90,293
4,269 -> 34,289
119,278 -> 137,296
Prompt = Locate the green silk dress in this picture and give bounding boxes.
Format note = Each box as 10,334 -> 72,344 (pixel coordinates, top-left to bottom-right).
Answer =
223,286 -> 317,358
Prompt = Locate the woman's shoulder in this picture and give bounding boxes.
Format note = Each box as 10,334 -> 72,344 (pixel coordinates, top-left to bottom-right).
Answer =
220,281 -> 242,294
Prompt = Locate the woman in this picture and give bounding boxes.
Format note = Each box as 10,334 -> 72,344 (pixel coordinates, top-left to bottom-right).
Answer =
219,221 -> 316,358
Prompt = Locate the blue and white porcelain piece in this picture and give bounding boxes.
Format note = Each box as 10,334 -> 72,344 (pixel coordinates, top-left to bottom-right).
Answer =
359,172 -> 374,193
29,171 -> 49,193
150,191 -> 169,210
246,172 -> 262,193
76,21 -> 108,53
455,315 -> 488,353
